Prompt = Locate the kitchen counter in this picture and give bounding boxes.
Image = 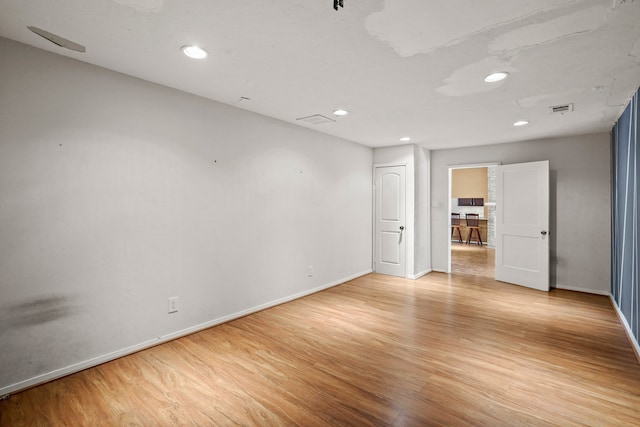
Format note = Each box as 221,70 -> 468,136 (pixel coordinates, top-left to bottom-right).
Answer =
452,218 -> 488,244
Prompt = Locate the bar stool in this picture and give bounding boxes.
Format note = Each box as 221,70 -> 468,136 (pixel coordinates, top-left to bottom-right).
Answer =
465,213 -> 483,246
451,213 -> 463,243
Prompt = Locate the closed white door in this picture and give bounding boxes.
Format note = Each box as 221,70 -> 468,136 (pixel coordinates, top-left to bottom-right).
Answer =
374,166 -> 406,277
495,160 -> 550,291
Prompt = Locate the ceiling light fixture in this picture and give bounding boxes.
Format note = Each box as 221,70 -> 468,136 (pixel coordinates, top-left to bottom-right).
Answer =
484,72 -> 509,83
513,120 -> 529,127
181,45 -> 208,59
333,109 -> 349,116
400,137 -> 411,142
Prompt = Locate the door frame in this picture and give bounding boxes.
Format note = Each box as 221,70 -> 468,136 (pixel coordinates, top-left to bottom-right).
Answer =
373,163 -> 408,277
447,162 -> 500,274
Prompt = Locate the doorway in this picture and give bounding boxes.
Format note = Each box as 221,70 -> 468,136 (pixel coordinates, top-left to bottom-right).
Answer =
448,163 -> 498,276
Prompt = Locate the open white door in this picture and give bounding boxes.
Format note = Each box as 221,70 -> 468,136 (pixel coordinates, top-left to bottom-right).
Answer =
374,165 -> 406,277
495,160 -> 550,291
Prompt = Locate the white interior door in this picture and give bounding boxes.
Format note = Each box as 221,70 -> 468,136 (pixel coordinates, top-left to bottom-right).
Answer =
374,166 -> 406,277
495,160 -> 550,291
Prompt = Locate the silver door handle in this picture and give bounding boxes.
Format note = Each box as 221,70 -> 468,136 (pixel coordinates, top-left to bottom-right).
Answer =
400,226 -> 405,231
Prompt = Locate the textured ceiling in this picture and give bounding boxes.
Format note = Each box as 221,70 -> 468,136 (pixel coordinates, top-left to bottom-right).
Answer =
0,0 -> 639,149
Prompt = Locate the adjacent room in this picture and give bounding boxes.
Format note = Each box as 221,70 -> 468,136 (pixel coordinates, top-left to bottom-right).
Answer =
1,0 -> 640,425
449,165 -> 495,278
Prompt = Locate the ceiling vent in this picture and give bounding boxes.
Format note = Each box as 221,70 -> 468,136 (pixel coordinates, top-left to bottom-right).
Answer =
549,103 -> 574,114
296,114 -> 336,125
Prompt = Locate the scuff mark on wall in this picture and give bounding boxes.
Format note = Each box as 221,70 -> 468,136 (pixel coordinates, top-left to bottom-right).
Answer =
600,77 -> 624,123
1,295 -> 80,328
614,0 -> 637,8
112,0 -> 164,13
364,0 -> 581,57
630,38 -> 640,64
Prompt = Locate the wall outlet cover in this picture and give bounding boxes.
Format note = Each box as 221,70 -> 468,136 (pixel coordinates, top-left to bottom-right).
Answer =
168,297 -> 178,314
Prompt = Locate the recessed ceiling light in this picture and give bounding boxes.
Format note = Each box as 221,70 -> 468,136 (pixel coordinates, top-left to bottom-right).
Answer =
484,72 -> 509,83
399,137 -> 411,142
333,109 -> 349,116
513,120 -> 529,127
181,45 -> 208,59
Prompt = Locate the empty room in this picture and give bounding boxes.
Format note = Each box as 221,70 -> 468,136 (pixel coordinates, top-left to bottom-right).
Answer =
2,1 -> 640,425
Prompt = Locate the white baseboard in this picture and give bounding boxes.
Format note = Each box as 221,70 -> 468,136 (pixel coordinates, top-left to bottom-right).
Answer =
610,296 -> 640,364
431,268 -> 447,273
0,269 -> 372,397
554,284 -> 610,295
408,269 -> 432,280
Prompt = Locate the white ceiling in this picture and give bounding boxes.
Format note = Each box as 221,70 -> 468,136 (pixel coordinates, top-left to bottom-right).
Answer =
1,0 -> 639,149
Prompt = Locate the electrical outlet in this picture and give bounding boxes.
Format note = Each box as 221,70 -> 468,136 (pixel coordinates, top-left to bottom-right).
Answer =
308,265 -> 313,277
168,297 -> 178,314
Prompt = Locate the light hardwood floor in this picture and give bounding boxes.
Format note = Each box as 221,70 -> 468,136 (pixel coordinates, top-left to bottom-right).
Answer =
2,257 -> 640,426
451,241 -> 495,279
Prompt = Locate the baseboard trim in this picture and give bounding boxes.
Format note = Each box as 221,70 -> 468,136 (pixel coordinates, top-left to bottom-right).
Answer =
554,284 -> 610,295
610,295 -> 640,366
408,269 -> 432,280
431,268 -> 447,273
0,269 -> 372,397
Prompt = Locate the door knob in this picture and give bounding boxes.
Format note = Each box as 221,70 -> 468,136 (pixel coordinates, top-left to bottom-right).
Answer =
400,226 -> 405,231
541,231 -> 547,235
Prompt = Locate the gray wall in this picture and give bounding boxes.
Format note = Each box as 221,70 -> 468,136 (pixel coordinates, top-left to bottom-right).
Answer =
0,38 -> 373,394
373,145 -> 432,278
414,145 -> 431,276
611,88 -> 640,351
431,133 -> 611,294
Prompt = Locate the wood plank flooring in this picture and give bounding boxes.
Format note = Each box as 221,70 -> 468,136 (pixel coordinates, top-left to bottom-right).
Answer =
451,242 -> 495,278
2,253 -> 640,426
